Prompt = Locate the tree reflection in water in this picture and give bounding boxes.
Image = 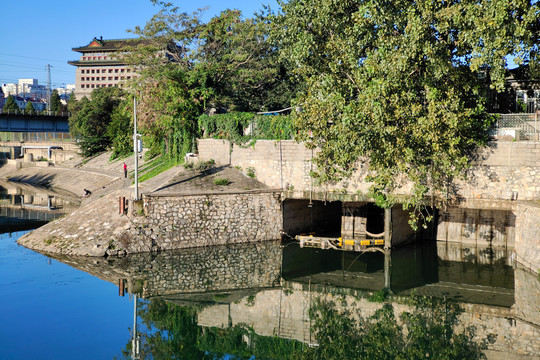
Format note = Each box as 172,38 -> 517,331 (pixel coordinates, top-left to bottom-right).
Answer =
117,292 -> 495,360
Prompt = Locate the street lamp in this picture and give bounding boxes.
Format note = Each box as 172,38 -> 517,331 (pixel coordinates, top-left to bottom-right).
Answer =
133,97 -> 141,200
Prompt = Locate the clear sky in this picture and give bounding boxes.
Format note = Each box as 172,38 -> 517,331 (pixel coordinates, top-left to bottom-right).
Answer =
0,0 -> 279,89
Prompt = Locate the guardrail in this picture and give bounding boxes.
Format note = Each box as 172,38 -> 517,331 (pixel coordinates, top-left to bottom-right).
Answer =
0,109 -> 70,117
492,113 -> 540,141
0,132 -> 74,142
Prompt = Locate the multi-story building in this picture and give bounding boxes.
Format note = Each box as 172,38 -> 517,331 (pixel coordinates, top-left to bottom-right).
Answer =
1,79 -> 47,99
68,37 -> 145,100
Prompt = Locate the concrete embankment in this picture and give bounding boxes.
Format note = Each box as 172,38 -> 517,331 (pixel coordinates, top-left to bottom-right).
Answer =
7,153 -> 282,257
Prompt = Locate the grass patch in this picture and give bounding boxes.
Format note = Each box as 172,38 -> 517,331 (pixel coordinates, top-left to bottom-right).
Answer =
44,236 -> 57,245
214,177 -> 230,186
246,166 -> 256,178
138,157 -> 177,183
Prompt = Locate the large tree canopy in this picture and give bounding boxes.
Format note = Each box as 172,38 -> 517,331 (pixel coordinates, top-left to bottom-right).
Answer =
274,0 -> 539,215
122,1 -> 297,160
68,87 -> 126,157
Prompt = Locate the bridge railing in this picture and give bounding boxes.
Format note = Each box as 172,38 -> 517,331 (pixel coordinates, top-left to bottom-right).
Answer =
0,132 -> 74,142
491,113 -> 540,141
0,109 -> 70,117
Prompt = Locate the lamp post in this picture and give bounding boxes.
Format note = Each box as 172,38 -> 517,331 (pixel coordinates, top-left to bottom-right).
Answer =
133,97 -> 140,200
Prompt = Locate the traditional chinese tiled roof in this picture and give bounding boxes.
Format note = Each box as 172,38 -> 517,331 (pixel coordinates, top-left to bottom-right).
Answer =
72,37 -> 154,53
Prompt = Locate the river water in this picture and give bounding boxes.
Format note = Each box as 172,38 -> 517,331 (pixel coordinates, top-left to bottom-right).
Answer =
1,184 -> 539,359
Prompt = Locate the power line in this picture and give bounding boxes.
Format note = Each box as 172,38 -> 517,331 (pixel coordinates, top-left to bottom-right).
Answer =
0,52 -> 70,64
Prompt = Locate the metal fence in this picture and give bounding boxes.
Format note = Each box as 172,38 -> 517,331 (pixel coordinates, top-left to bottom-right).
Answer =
0,132 -> 74,142
492,113 -> 540,141
0,109 -> 70,117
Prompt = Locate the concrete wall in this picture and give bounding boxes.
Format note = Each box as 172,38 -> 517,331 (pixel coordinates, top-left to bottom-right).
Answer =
514,202 -> 540,271
436,208 -> 516,247
198,139 -> 540,201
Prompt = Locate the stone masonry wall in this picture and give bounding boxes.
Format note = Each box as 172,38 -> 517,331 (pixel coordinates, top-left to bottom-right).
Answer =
123,191 -> 283,253
198,139 -> 540,201
51,241 -> 282,298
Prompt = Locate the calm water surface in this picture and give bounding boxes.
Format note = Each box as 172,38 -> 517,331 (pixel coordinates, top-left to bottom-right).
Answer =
1,183 -> 539,359
0,230 -> 134,359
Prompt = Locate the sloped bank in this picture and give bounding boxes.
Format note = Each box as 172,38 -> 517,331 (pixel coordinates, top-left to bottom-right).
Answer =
18,188 -> 283,257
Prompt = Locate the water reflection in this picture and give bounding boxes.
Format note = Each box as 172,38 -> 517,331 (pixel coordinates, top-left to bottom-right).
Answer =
0,181 -> 79,233
48,239 -> 539,359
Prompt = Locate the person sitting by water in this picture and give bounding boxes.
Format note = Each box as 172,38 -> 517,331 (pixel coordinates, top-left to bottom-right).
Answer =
82,189 -> 92,198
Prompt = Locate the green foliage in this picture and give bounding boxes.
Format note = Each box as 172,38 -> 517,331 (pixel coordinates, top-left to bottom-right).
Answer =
213,177 -> 230,186
245,167 -> 256,178
107,100 -> 133,160
118,2 -> 298,169
50,89 -> 62,112
24,101 -> 36,115
300,295 -> 493,360
123,291 -> 494,360
3,95 -> 20,112
198,112 -> 295,144
68,87 -> 125,157
274,0 -> 539,223
137,156 -> 177,183
367,288 -> 389,303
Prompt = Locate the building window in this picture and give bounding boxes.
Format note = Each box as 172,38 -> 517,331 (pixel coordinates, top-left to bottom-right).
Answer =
102,77 -> 106,80
81,70 -> 85,74
121,69 -> 125,73
109,69 -> 113,73
115,69 -> 119,73
91,69 -> 95,74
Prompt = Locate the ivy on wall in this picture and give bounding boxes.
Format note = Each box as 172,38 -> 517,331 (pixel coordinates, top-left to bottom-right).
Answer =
198,111 -> 296,145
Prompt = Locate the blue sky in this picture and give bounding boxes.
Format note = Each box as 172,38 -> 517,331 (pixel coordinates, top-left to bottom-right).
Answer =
0,0 -> 279,89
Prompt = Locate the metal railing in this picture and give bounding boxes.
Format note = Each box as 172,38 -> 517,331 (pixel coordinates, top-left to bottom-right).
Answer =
0,132 -> 74,142
492,113 -> 540,141
0,109 -> 70,117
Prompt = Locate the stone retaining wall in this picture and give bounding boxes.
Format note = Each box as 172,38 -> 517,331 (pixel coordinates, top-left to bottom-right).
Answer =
122,191 -> 283,253
50,241 -> 282,298
198,139 -> 540,201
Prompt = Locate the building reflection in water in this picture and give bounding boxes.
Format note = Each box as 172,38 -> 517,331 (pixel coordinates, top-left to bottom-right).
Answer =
0,181 -> 80,233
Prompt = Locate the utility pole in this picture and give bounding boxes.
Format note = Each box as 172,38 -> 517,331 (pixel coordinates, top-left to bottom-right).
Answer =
46,64 -> 52,113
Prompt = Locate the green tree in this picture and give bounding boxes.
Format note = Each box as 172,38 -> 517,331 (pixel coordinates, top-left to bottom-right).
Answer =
24,101 -> 36,115
69,87 -> 125,157
3,95 -> 20,113
124,1 -> 298,162
50,89 -> 62,113
274,0 -> 539,223
196,8 -> 297,112
107,99 -> 133,160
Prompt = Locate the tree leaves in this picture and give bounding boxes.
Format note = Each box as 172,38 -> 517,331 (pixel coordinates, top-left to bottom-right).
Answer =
275,0 -> 538,219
